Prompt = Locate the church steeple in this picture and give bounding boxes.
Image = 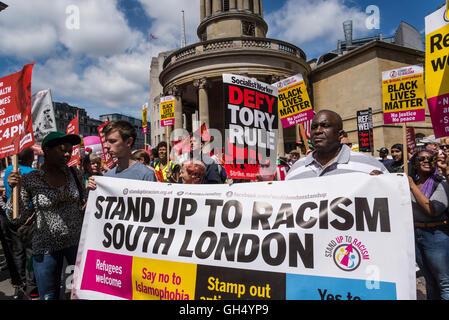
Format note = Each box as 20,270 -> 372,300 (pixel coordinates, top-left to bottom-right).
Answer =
198,0 -> 268,41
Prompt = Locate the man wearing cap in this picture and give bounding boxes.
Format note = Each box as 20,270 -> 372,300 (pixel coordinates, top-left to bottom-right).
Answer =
288,150 -> 300,166
377,147 -> 393,166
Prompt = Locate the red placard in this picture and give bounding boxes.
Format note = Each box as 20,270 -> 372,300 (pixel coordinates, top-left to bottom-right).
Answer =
406,127 -> 417,154
97,122 -> 117,169
67,116 -> 80,167
0,63 -> 35,158
172,123 -> 211,156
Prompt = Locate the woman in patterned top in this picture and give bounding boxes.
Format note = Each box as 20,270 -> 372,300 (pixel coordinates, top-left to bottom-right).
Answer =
6,132 -> 85,300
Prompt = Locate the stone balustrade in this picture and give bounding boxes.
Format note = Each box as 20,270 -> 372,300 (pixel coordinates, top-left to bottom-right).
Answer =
163,37 -> 306,69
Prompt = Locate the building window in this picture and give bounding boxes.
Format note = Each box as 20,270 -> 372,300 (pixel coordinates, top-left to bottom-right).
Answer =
249,0 -> 254,12
223,0 -> 229,11
242,20 -> 255,36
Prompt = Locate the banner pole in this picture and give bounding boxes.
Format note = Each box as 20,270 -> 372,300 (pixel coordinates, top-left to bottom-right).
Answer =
12,155 -> 18,220
402,123 -> 408,175
166,126 -> 170,161
299,123 -> 310,152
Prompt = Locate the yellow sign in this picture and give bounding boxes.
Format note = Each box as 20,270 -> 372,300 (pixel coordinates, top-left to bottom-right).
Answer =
132,257 -> 197,300
381,65 -> 425,124
273,74 -> 314,128
426,7 -> 449,99
425,5 -> 449,138
160,96 -> 175,127
142,103 -> 148,128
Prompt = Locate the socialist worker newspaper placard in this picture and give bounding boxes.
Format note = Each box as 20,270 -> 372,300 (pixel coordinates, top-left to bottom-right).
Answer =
273,74 -> 314,128
425,5 -> 449,138
0,63 -> 35,158
223,74 -> 278,180
71,173 -> 416,300
382,65 -> 425,125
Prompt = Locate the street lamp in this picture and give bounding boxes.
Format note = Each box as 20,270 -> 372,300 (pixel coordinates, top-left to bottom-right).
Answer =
0,2 -> 7,12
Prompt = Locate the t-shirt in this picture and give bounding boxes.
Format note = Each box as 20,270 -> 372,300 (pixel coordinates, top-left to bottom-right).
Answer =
412,180 -> 449,223
4,165 -> 36,201
104,161 -> 156,181
286,144 -> 388,180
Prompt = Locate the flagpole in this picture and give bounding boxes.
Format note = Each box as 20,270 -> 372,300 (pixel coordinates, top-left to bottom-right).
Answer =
76,109 -> 79,135
403,122 -> 408,175
299,123 -> 310,152
12,155 -> 18,219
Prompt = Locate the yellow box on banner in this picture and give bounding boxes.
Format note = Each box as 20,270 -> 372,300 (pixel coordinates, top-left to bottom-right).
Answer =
132,257 -> 197,300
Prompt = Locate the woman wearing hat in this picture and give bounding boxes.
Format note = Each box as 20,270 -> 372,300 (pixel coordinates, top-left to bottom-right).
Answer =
5,131 -> 85,300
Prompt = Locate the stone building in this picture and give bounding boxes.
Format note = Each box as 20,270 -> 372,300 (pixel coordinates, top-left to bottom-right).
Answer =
150,51 -> 174,147
311,21 -> 430,151
155,0 -> 311,155
53,102 -> 103,137
151,0 -> 432,155
311,40 -> 430,151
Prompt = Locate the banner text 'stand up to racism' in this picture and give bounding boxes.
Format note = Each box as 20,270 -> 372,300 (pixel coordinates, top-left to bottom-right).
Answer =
71,173 -> 416,300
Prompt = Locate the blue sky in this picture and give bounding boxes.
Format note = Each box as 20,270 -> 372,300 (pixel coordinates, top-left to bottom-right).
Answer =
0,0 -> 445,121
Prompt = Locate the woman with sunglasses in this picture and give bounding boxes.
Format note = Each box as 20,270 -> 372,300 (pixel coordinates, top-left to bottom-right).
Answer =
409,150 -> 449,300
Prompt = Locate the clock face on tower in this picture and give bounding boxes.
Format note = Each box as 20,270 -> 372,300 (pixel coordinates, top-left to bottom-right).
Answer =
242,21 -> 256,36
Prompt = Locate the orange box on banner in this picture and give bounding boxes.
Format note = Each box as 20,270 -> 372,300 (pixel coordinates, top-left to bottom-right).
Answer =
132,257 -> 196,300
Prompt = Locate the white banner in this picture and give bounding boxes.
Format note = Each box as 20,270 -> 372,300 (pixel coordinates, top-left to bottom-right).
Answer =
31,89 -> 57,143
72,173 -> 416,300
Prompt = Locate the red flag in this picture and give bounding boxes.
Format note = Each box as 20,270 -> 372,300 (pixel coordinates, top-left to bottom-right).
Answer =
97,121 -> 117,169
172,123 -> 211,155
0,63 -> 35,158
66,116 -> 80,167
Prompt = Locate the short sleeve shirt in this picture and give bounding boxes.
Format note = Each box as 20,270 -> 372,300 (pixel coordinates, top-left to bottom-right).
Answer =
104,161 -> 156,181
285,144 -> 388,180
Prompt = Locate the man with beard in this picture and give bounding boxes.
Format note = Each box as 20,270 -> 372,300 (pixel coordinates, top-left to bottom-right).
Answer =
286,110 -> 387,180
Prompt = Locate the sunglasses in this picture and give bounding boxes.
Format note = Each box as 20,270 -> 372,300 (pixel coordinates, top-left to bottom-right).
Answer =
416,155 -> 434,162
441,145 -> 449,150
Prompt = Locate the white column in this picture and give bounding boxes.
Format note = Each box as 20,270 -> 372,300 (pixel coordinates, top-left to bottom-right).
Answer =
205,0 -> 212,16
200,0 -> 206,20
193,78 -> 210,130
213,0 -> 221,13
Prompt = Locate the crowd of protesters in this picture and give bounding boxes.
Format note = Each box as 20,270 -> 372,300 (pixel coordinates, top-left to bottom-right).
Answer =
0,115 -> 448,300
